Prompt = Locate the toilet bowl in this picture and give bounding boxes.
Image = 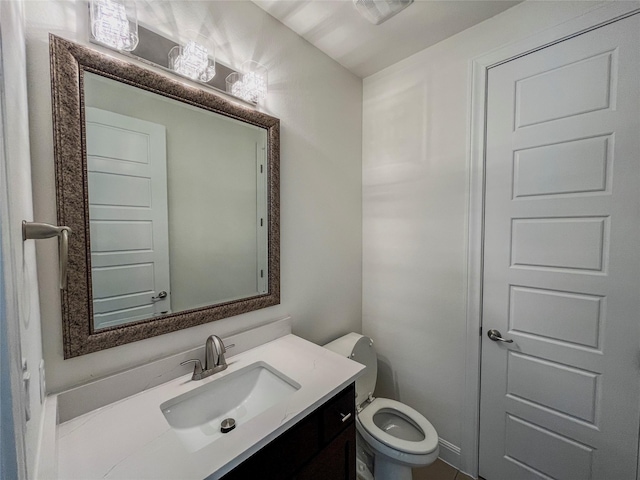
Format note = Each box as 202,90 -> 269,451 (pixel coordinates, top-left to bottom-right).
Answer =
324,333 -> 439,480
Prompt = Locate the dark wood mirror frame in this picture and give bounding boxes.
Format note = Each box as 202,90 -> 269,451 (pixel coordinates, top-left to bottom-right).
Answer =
50,35 -> 280,358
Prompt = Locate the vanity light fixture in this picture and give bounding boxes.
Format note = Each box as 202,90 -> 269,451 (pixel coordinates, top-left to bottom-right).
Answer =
89,0 -> 138,51
225,60 -> 268,104
169,38 -> 216,83
86,13 -> 255,105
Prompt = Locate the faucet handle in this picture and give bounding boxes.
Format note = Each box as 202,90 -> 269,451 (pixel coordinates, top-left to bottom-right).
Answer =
216,342 -> 235,368
180,359 -> 204,380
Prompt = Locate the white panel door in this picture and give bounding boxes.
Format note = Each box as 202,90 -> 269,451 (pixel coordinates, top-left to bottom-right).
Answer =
480,14 -> 640,480
86,107 -> 170,329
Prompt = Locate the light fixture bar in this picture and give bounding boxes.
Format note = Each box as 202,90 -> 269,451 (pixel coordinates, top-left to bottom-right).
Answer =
88,12 -> 257,105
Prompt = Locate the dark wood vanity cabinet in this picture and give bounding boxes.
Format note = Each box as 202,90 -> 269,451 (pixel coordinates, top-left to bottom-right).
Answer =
221,383 -> 356,480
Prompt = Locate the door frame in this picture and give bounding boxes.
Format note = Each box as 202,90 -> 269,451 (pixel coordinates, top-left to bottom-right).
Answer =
0,1 -> 28,476
461,2 -> 640,476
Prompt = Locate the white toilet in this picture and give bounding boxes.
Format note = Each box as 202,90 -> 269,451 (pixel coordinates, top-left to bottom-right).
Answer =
325,333 -> 439,480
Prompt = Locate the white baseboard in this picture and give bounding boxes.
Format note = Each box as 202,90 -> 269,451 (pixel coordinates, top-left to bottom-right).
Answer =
438,438 -> 461,470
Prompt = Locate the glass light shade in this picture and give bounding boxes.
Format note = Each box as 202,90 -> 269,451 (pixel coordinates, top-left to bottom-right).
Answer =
226,72 -> 245,98
90,0 -> 138,52
225,61 -> 268,103
241,61 -> 268,103
168,39 -> 216,83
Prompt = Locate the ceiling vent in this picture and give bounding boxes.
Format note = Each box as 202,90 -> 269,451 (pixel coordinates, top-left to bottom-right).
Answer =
353,0 -> 414,25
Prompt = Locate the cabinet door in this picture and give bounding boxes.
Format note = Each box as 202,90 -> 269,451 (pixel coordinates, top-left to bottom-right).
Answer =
221,412 -> 319,480
296,423 -> 356,480
321,385 -> 355,443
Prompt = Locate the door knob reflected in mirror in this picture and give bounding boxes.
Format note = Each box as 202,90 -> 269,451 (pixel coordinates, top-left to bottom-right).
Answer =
487,329 -> 513,343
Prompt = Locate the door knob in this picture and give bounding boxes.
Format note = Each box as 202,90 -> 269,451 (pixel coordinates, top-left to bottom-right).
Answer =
487,329 -> 513,343
152,291 -> 167,301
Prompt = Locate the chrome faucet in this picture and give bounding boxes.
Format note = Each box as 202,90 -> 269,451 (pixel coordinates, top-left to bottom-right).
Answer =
181,335 -> 235,381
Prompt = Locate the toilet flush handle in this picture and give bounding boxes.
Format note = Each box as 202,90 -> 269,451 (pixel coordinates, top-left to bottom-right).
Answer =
340,412 -> 352,423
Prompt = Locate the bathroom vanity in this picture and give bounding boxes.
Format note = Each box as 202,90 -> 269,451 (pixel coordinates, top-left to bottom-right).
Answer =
38,325 -> 363,479
222,383 -> 356,479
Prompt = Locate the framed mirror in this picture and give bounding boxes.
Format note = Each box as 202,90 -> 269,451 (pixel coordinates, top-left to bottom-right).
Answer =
50,35 -> 280,358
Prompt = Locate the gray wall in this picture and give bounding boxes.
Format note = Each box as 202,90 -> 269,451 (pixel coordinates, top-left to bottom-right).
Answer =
25,0 -> 363,393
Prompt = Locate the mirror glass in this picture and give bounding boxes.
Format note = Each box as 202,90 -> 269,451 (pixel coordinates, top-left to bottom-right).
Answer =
83,73 -> 269,331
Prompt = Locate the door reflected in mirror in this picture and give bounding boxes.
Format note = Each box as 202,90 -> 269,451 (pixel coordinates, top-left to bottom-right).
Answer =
84,73 -> 268,331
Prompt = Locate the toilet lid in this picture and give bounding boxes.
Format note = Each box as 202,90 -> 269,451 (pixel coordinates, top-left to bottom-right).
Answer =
358,398 -> 439,455
325,333 -> 377,408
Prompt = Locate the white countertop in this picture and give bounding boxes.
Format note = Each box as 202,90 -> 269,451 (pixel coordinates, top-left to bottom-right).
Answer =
53,334 -> 363,479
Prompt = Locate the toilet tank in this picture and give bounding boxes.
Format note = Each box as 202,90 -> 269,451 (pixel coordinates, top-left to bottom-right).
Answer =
324,333 -> 377,408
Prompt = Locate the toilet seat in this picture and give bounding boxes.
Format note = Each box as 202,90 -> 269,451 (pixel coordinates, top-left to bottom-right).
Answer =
358,398 -> 438,455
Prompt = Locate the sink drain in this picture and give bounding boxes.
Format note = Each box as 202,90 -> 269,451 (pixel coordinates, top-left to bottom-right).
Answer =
221,418 -> 236,433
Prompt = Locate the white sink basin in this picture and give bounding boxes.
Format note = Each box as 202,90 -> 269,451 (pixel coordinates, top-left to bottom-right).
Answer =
161,361 -> 300,452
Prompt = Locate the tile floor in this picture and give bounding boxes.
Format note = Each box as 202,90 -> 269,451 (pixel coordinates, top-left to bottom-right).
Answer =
413,459 -> 474,480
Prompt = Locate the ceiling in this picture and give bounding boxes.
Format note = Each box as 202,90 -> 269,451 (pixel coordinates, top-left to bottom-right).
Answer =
252,0 -> 521,78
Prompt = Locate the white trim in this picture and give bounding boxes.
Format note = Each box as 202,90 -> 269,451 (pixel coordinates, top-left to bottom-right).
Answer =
460,54 -> 487,479
438,438 -> 461,470
461,2 -> 640,477
34,395 -> 58,479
